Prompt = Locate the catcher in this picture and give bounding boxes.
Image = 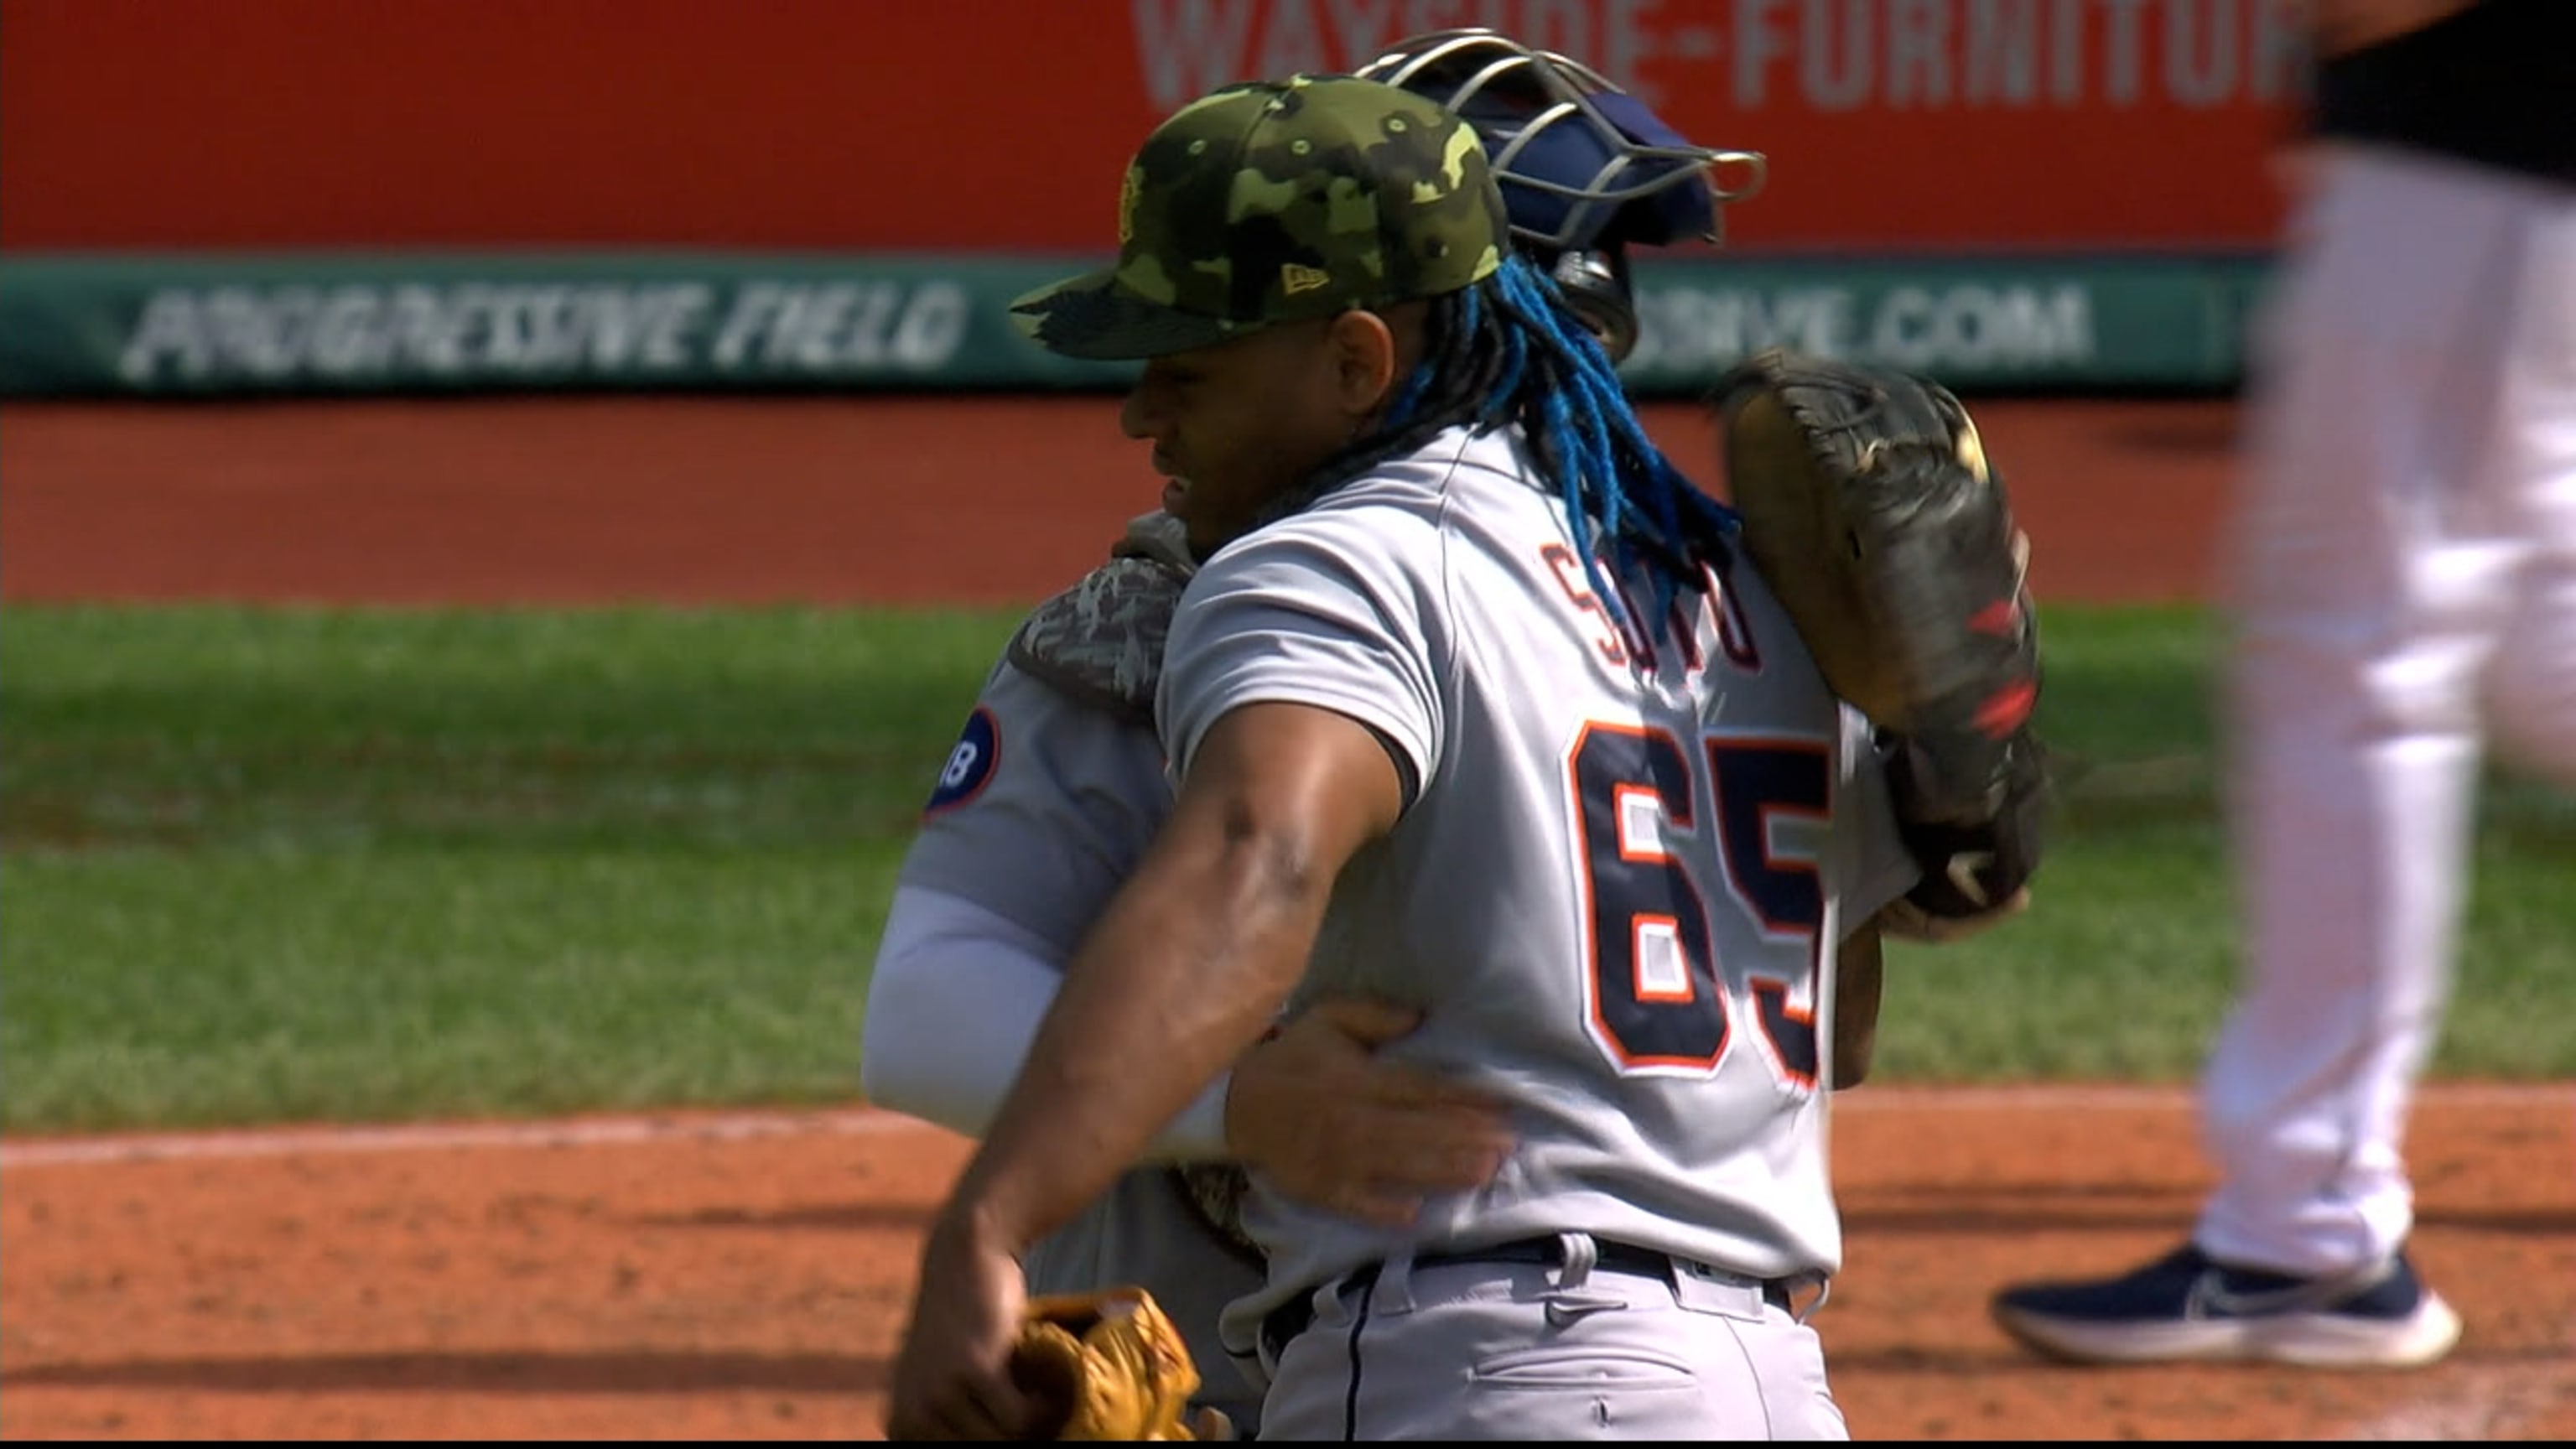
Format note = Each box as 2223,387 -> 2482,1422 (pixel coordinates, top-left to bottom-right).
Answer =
865,32 -> 2043,1441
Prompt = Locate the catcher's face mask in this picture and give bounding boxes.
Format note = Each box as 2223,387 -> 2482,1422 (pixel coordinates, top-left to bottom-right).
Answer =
1358,29 -> 1764,365
1354,28 -> 1765,256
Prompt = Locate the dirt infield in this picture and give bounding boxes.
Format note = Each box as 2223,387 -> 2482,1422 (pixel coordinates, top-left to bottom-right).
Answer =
3,395 -> 2570,1441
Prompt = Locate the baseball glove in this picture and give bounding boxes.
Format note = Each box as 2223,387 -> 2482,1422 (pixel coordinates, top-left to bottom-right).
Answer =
1010,1286 -> 1228,1441
1714,348 -> 2040,825
1716,351 -> 2047,1088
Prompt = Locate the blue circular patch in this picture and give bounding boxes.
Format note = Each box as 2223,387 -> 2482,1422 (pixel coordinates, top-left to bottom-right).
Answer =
922,705 -> 1001,817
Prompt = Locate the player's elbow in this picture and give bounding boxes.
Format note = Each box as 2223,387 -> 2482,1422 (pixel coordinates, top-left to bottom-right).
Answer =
1124,797 -> 1338,1017
1187,794 -> 1352,950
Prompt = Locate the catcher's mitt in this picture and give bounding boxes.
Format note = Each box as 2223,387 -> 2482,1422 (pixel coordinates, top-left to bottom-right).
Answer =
1716,351 -> 2046,1089
1010,1286 -> 1228,1441
1715,350 -> 2042,830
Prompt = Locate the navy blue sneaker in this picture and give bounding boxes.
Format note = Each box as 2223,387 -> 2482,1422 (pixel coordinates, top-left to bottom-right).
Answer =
1990,1243 -> 2461,1368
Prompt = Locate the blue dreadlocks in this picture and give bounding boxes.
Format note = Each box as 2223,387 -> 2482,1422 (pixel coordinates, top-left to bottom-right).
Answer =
1305,253 -> 1739,639
1485,256 -> 1738,632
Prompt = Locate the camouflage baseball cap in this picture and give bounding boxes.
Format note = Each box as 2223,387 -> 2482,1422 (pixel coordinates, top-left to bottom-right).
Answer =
1012,75 -> 1509,361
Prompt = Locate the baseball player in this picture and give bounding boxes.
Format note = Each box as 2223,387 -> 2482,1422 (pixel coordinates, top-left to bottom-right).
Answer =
886,73 -> 1939,1440
861,34 -> 1767,1436
1991,0 -> 2572,1369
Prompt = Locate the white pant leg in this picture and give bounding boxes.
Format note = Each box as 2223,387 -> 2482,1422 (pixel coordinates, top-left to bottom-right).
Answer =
2197,148 -> 2576,1277
2483,181 -> 2576,785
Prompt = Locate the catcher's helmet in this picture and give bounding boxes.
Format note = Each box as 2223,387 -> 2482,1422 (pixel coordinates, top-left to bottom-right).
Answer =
1356,29 -> 1764,363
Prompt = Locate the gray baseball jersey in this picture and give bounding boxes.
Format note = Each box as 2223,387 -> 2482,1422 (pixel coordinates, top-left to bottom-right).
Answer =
1157,426 -> 1919,1372
900,659 -> 1171,951
896,654 -> 1268,1428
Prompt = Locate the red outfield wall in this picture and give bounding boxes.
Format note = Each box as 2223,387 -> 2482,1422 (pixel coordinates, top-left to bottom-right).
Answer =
2,0 -> 2303,257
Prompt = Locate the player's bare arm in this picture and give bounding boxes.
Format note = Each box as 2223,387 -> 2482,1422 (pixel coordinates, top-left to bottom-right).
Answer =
946,699 -> 1402,1252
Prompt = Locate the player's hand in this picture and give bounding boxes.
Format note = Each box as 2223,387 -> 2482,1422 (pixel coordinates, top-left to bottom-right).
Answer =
885,1209 -> 1034,1441
1227,996 -> 1515,1227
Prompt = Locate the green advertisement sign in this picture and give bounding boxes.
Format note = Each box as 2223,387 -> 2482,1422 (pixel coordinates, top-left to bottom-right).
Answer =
0,252 -> 2271,398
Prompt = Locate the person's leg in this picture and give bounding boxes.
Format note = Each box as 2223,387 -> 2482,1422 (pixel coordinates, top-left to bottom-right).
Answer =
2201,156 -> 2576,1285
2479,189 -> 2576,789
1992,148 -> 2564,1368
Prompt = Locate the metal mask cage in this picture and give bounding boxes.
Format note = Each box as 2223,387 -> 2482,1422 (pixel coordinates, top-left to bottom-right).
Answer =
1354,27 -> 1767,252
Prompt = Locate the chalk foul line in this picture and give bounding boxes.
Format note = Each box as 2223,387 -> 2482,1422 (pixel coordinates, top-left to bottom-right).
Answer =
0,1106 -> 946,1169
4,1083 -> 2567,1171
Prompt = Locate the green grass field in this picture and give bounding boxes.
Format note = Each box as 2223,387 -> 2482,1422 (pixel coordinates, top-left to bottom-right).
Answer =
5,604 -> 2570,1135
